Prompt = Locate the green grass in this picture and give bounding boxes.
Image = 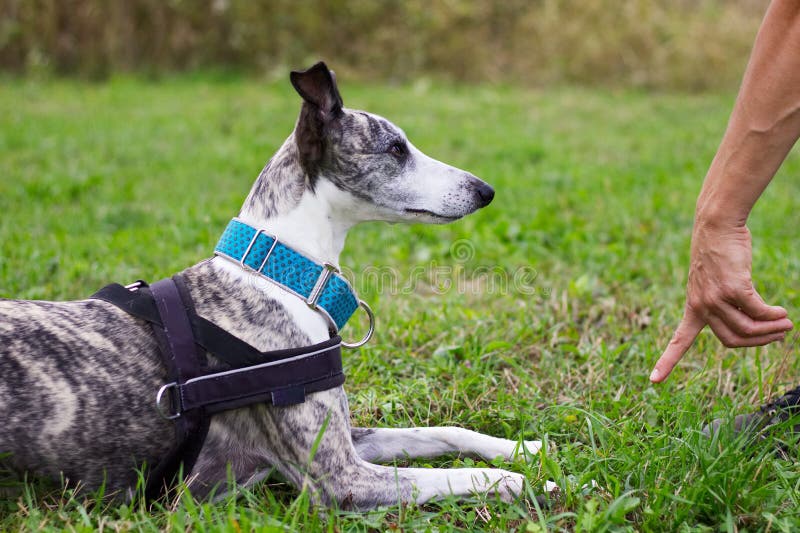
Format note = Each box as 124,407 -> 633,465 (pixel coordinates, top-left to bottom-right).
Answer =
1,75 -> 799,531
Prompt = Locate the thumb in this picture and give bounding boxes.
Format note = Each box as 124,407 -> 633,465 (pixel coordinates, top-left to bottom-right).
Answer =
650,309 -> 705,383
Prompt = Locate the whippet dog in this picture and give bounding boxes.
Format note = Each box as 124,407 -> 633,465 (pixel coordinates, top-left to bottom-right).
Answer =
0,62 -> 552,508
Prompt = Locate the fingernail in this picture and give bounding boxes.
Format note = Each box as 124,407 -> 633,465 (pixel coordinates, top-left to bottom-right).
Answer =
649,368 -> 660,382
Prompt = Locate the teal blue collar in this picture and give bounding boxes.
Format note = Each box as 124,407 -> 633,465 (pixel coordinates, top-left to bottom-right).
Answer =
214,218 -> 372,344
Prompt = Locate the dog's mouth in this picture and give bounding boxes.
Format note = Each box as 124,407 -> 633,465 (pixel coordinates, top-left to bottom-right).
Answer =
403,208 -> 461,222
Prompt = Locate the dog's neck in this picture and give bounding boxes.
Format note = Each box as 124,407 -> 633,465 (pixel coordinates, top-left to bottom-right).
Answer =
236,135 -> 353,267
196,134 -> 358,344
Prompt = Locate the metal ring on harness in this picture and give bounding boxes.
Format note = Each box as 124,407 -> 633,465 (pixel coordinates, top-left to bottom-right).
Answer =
341,300 -> 375,349
156,382 -> 181,420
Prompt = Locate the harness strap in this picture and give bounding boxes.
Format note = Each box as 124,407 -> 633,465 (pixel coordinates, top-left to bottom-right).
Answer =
150,278 -> 204,384
144,278 -> 209,500
89,278 -> 347,500
91,281 -> 347,400
177,340 -> 343,412
92,282 -> 311,367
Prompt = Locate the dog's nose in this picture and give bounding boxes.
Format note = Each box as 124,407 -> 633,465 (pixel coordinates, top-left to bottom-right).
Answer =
472,178 -> 495,207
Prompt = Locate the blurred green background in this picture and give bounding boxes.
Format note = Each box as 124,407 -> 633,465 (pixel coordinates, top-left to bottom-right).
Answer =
1,0 -> 766,90
5,1 -> 800,530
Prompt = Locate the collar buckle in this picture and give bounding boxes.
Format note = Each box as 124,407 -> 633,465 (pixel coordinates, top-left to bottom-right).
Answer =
307,262 -> 339,310
239,229 -> 279,273
240,229 -> 265,270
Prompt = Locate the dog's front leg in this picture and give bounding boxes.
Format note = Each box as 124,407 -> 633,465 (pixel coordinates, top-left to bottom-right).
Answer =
348,427 -> 558,507
351,427 -> 543,463
186,389 -> 546,508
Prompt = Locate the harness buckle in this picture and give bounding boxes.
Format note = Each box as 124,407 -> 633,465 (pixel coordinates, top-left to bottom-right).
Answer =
306,262 -> 339,310
155,382 -> 181,420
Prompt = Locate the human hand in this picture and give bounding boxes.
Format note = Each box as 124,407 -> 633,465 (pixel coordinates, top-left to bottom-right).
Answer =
650,221 -> 793,383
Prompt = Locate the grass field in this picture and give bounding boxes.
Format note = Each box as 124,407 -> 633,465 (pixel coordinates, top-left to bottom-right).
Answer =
1,75 -> 799,531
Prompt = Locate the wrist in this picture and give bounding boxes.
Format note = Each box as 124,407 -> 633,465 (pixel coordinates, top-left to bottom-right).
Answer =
695,169 -> 752,229
694,200 -> 748,230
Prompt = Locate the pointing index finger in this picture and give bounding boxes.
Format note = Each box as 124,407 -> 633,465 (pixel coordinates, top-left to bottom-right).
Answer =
650,309 -> 705,383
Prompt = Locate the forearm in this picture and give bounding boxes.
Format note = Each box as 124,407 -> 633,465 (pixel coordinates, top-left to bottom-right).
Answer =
697,0 -> 800,228
652,1 -> 800,383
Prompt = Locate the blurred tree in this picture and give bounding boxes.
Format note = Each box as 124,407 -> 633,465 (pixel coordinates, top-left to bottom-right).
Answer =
0,0 -> 767,90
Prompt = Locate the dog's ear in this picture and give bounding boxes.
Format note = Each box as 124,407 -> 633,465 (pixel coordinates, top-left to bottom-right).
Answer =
290,62 -> 344,179
290,62 -> 343,120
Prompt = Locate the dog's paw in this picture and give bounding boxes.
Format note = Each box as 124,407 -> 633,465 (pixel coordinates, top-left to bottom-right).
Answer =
489,471 -> 526,502
521,439 -> 544,456
490,474 -> 561,504
507,439 -> 556,462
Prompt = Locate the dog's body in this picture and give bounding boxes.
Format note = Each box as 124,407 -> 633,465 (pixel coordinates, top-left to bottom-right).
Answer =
0,63 -> 548,508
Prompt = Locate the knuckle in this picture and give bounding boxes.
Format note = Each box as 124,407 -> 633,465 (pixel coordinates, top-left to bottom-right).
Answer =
720,335 -> 741,348
720,337 -> 735,348
686,295 -> 706,313
669,331 -> 686,346
719,284 -> 738,301
739,322 -> 756,336
719,282 -> 736,296
701,289 -> 723,309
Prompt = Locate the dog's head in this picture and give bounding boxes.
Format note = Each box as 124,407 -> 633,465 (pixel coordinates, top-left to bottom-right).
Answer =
289,62 -> 494,224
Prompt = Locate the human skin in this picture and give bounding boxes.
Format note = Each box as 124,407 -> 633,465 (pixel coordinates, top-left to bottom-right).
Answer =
651,0 -> 800,383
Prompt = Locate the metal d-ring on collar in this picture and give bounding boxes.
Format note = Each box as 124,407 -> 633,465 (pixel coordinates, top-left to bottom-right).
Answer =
305,263 -> 375,348
341,300 -> 375,348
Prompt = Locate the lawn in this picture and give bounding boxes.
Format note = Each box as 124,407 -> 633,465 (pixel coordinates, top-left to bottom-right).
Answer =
0,74 -> 799,531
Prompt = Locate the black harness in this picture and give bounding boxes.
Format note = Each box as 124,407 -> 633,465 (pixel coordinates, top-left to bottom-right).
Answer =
91,276 -> 345,500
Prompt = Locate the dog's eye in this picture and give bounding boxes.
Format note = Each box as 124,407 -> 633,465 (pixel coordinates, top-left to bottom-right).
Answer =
387,141 -> 408,158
